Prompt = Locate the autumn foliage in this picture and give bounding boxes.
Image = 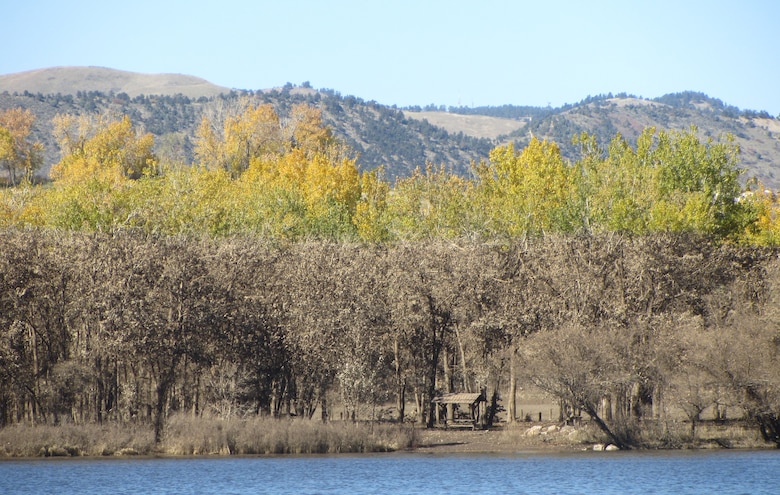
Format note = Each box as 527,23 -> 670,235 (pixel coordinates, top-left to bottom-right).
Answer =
0,101 -> 775,242
0,108 -> 43,186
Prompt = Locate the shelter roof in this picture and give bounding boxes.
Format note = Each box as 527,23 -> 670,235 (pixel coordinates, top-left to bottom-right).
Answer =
431,393 -> 485,405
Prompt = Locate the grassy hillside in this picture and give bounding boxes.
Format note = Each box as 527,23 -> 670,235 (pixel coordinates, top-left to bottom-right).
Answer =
402,111 -> 523,140
0,66 -> 229,98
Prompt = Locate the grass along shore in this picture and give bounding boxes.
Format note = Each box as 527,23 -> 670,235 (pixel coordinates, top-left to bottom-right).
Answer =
0,416 -> 413,458
0,415 -> 774,458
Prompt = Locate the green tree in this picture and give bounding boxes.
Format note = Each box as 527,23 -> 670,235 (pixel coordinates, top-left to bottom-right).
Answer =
579,127 -> 751,238
651,127 -> 747,238
475,138 -> 580,238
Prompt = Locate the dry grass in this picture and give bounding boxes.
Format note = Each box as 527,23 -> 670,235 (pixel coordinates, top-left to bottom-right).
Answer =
0,422 -> 155,457
0,66 -> 228,98
403,111 -> 524,140
164,415 -> 413,455
0,416 -> 414,458
690,421 -> 769,449
1,417 -> 772,457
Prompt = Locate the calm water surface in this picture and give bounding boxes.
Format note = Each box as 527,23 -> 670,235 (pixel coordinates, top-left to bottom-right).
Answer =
1,450 -> 778,494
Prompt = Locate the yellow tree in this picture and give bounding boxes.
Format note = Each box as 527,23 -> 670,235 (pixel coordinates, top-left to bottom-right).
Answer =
0,108 -> 44,185
195,101 -> 345,178
385,164 -> 476,240
51,114 -> 156,184
287,103 -> 340,155
737,186 -> 780,245
46,114 -> 157,230
242,146 -> 361,239
0,185 -> 46,226
189,102 -> 364,239
476,138 -> 579,238
195,102 -> 284,175
353,168 -> 391,242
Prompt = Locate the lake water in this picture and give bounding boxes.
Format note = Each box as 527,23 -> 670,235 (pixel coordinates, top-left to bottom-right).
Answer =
1,450 -> 778,494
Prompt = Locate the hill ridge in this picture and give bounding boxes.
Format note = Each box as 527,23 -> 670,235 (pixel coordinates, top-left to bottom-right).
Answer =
0,66 -> 229,98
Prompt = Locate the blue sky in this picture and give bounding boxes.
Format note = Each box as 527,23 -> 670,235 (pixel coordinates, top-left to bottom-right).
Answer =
2,0 -> 778,115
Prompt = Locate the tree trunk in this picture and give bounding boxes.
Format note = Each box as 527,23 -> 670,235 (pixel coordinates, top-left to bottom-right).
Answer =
756,413 -> 780,448
393,338 -> 405,422
153,363 -> 177,445
153,376 -> 171,445
652,385 -> 663,419
29,323 -> 40,424
584,403 -> 631,450
396,380 -> 406,423
454,324 -> 470,392
508,346 -> 517,423
426,354 -> 438,429
602,394 -> 613,422
415,391 -> 425,424
486,388 -> 500,427
443,348 -> 454,422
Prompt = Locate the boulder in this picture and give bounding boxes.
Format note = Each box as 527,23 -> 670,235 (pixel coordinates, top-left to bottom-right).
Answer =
525,425 -> 543,436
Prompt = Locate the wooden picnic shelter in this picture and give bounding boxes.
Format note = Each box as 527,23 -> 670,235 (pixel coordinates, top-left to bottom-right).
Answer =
431,392 -> 487,429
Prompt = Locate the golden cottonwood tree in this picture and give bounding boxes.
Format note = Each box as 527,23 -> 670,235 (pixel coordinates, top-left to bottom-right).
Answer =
385,165 -> 475,240
737,187 -> 780,245
239,147 -> 361,239
186,101 -> 360,239
353,168 -> 391,242
580,131 -> 659,233
45,114 -> 157,230
123,165 -> 238,236
0,185 -> 46,227
0,108 -> 43,185
51,114 -> 156,184
286,103 -> 341,155
194,103 -> 284,175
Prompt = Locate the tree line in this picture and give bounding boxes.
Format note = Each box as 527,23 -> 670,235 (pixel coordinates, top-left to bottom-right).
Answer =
1,230 -> 779,448
3,100 -> 780,244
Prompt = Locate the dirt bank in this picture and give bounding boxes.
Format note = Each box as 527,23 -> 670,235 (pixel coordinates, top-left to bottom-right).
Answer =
411,423 -> 587,454
410,420 -> 773,453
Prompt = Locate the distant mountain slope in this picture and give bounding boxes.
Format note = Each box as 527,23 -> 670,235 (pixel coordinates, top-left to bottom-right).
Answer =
0,66 -> 229,98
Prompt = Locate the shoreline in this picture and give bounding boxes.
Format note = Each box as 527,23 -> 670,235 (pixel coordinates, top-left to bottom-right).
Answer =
1,419 -> 774,459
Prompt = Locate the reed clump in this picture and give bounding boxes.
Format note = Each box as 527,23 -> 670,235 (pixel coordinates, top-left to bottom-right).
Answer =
0,422 -> 155,457
163,415 -> 414,455
0,416 -> 414,457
